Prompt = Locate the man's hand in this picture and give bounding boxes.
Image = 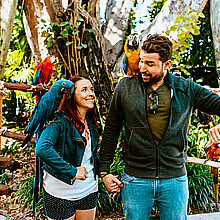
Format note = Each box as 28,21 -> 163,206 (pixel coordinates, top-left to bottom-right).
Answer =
206,124 -> 220,147
102,174 -> 123,197
75,166 -> 88,180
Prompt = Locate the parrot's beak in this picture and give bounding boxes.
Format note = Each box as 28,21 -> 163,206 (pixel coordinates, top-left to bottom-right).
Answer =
55,57 -> 59,63
51,56 -> 59,64
63,85 -> 74,99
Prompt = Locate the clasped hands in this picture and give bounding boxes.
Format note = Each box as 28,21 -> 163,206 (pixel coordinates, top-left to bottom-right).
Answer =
75,167 -> 123,197
101,173 -> 123,197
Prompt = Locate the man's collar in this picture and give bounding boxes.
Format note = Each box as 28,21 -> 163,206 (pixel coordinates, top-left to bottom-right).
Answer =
164,69 -> 175,89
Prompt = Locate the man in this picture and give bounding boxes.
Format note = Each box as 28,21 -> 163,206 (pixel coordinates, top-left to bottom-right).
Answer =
99,34 -> 220,220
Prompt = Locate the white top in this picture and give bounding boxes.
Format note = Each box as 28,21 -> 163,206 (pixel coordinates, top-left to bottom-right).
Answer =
43,129 -> 98,200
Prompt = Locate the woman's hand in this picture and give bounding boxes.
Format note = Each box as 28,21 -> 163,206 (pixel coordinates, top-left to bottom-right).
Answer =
75,166 -> 88,180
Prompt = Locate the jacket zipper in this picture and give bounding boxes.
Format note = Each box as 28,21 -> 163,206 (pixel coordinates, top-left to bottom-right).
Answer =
143,83 -> 159,178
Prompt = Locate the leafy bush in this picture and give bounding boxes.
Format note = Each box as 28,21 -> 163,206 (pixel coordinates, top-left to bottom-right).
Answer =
97,129 -> 125,216
187,163 -> 214,213
187,113 -> 219,213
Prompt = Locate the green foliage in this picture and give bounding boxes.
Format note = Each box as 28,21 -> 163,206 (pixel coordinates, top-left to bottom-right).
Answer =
1,137 -> 22,158
97,130 -> 125,215
37,12 -> 95,50
13,175 -> 46,218
13,175 -> 34,209
148,1 -> 217,86
187,113 -> 220,212
10,1 -> 31,61
4,49 -> 36,116
5,50 -> 34,83
187,163 -> 214,212
166,7 -> 205,75
4,1 -> 36,116
147,0 -> 166,22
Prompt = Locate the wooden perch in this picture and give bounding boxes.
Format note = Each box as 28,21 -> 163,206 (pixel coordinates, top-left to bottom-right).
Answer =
187,156 -> 220,168
3,82 -> 51,92
2,131 -> 36,145
0,156 -> 12,167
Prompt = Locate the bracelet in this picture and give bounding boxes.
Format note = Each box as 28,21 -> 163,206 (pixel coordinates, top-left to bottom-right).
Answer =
100,173 -> 109,179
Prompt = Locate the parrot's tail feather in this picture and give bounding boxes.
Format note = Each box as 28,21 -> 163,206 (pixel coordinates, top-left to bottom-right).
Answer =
21,134 -> 32,149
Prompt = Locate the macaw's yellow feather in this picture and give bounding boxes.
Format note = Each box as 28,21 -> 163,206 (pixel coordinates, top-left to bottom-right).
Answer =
126,48 -> 140,75
124,33 -> 140,76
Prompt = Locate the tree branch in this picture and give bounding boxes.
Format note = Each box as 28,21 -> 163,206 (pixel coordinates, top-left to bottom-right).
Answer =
187,156 -> 220,168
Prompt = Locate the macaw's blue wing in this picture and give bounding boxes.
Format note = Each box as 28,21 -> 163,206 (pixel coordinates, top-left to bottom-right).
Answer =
33,68 -> 41,85
122,53 -> 127,74
22,79 -> 74,148
22,91 -> 56,148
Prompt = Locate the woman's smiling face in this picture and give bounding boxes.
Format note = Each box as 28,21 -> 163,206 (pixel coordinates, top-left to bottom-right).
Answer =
74,79 -> 95,113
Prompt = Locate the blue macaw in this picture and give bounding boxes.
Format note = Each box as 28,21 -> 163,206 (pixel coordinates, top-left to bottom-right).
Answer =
122,33 -> 140,76
23,79 -> 74,210
22,79 -> 74,148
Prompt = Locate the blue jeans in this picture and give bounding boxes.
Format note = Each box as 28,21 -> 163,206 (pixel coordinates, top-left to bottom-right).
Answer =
122,172 -> 188,220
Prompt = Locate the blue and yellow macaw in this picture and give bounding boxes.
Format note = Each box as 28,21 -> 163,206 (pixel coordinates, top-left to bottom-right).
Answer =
122,33 -> 140,76
22,79 -> 74,148
23,79 -> 74,210
33,55 -> 58,101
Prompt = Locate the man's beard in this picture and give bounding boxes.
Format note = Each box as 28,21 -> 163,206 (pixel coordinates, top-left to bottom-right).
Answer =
141,67 -> 164,84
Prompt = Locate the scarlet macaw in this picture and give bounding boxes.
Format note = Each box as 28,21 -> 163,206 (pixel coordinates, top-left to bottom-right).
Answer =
122,33 -> 140,76
204,143 -> 220,208
33,55 -> 58,101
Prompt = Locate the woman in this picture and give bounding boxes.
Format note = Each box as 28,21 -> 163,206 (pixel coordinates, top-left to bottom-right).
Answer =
35,75 -> 99,220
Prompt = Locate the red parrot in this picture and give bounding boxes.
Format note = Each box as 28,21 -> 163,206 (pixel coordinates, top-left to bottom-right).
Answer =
205,143 -> 220,161
122,33 -> 140,76
33,55 -> 58,101
204,143 -> 220,208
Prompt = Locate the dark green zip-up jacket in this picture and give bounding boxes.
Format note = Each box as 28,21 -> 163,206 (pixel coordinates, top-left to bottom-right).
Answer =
36,113 -> 99,185
100,71 -> 220,178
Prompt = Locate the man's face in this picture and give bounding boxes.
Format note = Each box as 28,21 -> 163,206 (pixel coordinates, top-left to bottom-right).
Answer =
139,51 -> 170,84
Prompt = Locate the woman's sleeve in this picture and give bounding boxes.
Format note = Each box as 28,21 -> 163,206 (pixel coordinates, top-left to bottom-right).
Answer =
35,122 -> 77,179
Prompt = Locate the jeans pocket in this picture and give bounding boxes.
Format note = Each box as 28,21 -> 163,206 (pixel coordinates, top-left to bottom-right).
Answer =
175,175 -> 187,182
122,172 -> 134,182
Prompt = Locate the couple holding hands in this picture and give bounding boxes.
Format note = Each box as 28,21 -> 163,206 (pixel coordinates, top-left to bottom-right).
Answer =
36,34 -> 220,220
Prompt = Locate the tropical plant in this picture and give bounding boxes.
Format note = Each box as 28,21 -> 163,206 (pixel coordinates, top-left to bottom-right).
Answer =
97,129 -> 125,215
187,114 -> 220,213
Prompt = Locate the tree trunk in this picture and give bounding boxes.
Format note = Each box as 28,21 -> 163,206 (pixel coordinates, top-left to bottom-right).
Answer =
0,0 -> 18,80
23,0 -> 66,63
210,0 -> 220,85
140,0 -> 208,44
23,0 -> 113,122
103,0 -> 137,66
78,6 -> 113,123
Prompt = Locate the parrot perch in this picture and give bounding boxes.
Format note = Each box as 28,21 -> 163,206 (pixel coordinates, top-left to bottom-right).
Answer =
204,143 -> 220,208
122,33 -> 140,76
33,55 -> 58,101
22,79 -> 74,149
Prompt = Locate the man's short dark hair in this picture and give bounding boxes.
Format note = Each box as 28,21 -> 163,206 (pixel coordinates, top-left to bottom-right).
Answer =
142,34 -> 173,62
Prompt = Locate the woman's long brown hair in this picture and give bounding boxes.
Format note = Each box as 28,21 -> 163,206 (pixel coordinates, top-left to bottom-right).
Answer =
58,75 -> 97,137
